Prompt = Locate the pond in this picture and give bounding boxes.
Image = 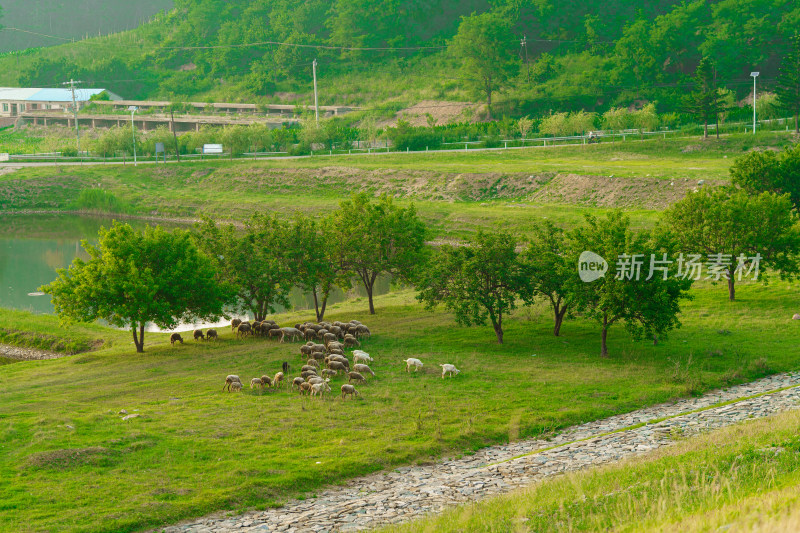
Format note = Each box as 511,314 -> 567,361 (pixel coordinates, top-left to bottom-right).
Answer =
0,214 -> 393,332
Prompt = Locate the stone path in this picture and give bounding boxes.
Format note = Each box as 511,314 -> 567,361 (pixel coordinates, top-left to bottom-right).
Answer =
159,372 -> 800,533
0,342 -> 66,361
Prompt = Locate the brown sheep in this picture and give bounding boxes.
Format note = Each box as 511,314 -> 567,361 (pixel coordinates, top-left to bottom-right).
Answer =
323,333 -> 338,346
308,343 -> 326,353
268,328 -> 284,340
291,377 -> 305,390
348,372 -> 367,384
353,364 -> 375,377
303,329 -> 317,341
231,318 -> 242,331
193,329 -> 205,341
341,384 -> 359,400
321,368 -> 338,378
206,329 -> 218,341
237,323 -> 253,338
260,375 -> 274,388
327,341 -> 344,352
301,365 -> 317,373
356,325 -> 371,339
328,361 -> 347,373
301,370 -> 318,380
311,351 -> 326,361
273,372 -> 285,388
343,334 -> 361,348
170,333 -> 184,345
306,359 -> 320,369
223,375 -> 241,391
328,347 -> 345,356
300,345 -> 313,357
299,382 -> 313,395
230,381 -> 243,392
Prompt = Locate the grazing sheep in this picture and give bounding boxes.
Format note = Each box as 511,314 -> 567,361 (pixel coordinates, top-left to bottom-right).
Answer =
348,372 -> 367,384
328,347 -> 345,356
262,319 -> 277,326
322,368 -> 338,378
223,374 -> 241,391
307,376 -> 326,385
206,329 -> 218,341
343,334 -> 361,348
306,359 -> 320,369
328,325 -> 343,337
404,358 -> 424,372
309,343 -> 326,353
301,370 -> 318,380
193,329 -> 205,341
439,364 -> 460,378
316,329 -> 330,340
291,377 -> 305,390
230,381 -> 243,392
327,342 -> 344,352
353,364 -> 375,377
328,361 -> 348,373
341,384 -> 359,400
251,377 -> 265,389
273,372 -> 284,388
170,333 -> 184,345
299,382 -> 313,395
311,381 -> 332,398
304,329 -> 317,341
268,328 -> 283,340
301,365 -> 317,373
353,352 -> 373,364
280,327 -> 304,343
323,333 -> 338,346
355,325 -> 371,339
237,323 -> 253,338
311,351 -> 326,361
300,344 -> 313,356
231,318 -> 242,331
260,375 -> 274,388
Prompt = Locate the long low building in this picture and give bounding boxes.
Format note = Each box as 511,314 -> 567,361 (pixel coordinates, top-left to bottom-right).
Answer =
0,87 -> 121,118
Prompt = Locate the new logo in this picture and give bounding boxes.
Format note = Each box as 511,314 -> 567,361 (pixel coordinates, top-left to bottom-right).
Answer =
578,251 -> 608,282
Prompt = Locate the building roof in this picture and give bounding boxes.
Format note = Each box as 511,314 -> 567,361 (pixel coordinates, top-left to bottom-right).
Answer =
0,87 -> 120,102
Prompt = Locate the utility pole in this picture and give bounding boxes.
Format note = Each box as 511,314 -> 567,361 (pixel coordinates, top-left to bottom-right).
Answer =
521,36 -> 530,83
62,79 -> 83,152
751,72 -> 760,134
312,59 -> 319,126
170,110 -> 180,162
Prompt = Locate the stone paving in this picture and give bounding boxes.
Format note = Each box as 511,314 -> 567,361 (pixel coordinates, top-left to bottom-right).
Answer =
158,371 -> 800,533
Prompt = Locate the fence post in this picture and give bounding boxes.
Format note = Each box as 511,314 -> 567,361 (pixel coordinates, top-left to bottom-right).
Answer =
465,143 -> 468,152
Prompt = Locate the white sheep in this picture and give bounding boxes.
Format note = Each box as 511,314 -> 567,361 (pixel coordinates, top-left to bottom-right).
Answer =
250,377 -> 264,389
223,375 -> 241,391
353,351 -> 373,364
404,358 -> 423,372
311,380 -> 332,398
230,381 -> 243,392
439,364 -> 460,378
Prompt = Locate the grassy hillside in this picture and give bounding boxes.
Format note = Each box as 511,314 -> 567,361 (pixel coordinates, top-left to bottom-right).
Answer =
1,276 -> 798,531
0,0 -> 173,53
381,409 -> 800,533
0,0 -> 796,114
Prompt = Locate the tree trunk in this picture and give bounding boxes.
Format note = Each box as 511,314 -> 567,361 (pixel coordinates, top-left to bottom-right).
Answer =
795,111 -> 798,135
728,277 -> 736,301
363,272 -> 378,315
553,305 -> 567,337
486,85 -> 493,120
703,120 -> 708,139
715,112 -> 720,139
132,322 -> 144,353
319,292 -> 328,322
600,315 -> 609,357
312,289 -> 321,322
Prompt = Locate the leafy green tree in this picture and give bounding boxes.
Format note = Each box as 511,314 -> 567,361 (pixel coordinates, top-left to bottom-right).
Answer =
417,231 -> 526,344
539,112 -> 569,136
730,144 -> 800,211
602,107 -> 630,137
566,111 -> 597,135
517,116 -> 534,139
195,213 -> 294,321
519,222 -> 578,336
41,222 -> 228,353
776,34 -> 800,135
631,103 -> 659,137
683,58 -> 726,139
664,188 -> 800,301
287,214 -> 348,322
570,212 -> 693,357
449,12 -> 518,118
330,194 -> 428,315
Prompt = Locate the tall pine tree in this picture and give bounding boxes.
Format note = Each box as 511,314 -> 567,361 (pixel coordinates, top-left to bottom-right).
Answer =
683,58 -> 726,139
776,34 -> 800,135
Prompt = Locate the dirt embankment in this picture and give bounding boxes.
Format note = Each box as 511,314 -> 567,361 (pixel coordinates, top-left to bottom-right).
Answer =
210,166 -> 727,209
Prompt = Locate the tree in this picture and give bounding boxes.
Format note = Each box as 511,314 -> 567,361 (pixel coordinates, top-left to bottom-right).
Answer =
602,107 -> 630,139
570,212 -> 693,357
449,12 -> 518,118
330,194 -> 428,315
517,116 -> 534,139
41,222 -> 228,353
287,213 -> 347,322
519,222 -> 578,336
729,147 -> 800,209
566,111 -> 597,136
664,188 -> 800,301
776,34 -> 800,135
417,231 -> 525,344
682,58 -> 726,139
631,103 -> 659,138
195,213 -> 294,321
539,112 -> 569,137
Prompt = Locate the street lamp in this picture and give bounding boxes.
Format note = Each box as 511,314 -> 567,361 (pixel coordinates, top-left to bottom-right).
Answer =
128,106 -> 139,165
750,72 -> 760,135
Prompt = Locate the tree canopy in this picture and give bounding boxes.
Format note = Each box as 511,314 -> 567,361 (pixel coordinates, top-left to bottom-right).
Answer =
41,222 -> 228,353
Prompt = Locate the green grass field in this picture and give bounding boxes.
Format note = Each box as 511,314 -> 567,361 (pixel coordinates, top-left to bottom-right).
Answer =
1,278 -> 799,532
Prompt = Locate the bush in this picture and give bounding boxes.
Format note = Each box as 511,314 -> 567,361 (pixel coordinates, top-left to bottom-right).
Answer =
68,189 -> 133,214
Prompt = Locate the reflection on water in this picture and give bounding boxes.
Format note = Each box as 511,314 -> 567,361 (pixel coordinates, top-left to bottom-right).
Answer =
0,214 -> 393,331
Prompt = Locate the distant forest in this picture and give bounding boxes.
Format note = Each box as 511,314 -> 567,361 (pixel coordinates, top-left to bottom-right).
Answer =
0,0 -> 797,118
0,0 -> 173,52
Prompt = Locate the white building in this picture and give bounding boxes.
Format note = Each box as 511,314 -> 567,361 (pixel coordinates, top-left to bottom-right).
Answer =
0,87 -> 122,118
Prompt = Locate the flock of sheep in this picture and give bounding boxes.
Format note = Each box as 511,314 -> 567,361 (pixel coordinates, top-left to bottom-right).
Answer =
171,317 -> 462,398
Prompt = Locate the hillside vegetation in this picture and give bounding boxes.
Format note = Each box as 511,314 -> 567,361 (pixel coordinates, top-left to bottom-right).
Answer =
1,0 -> 797,114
